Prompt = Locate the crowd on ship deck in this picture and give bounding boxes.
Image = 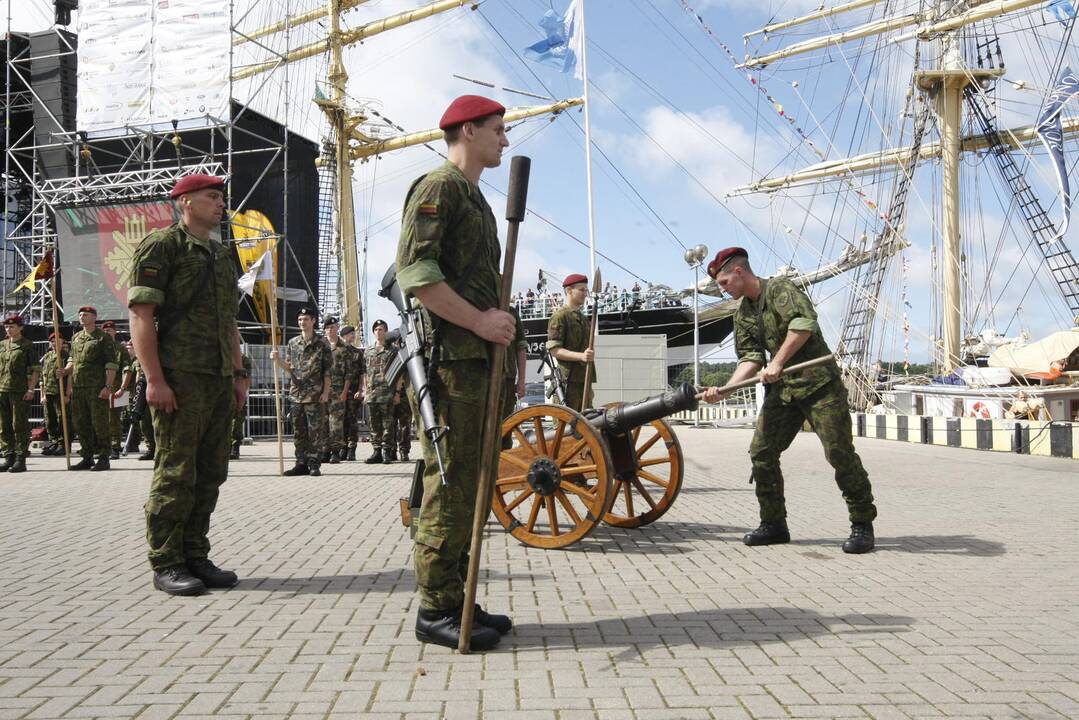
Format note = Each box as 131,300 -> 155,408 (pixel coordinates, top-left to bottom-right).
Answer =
511,281 -> 687,320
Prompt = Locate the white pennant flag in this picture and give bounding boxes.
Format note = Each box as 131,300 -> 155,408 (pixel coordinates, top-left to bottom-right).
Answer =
238,248 -> 274,296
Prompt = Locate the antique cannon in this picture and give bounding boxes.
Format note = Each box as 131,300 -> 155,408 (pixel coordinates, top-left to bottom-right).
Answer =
492,383 -> 698,549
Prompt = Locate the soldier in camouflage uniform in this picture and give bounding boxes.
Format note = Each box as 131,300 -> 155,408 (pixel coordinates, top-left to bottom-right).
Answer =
273,306 -> 331,476
126,354 -> 156,461
340,325 -> 364,460
547,273 -> 596,411
385,373 -> 412,462
64,306 -> 119,472
702,247 -> 877,554
320,317 -> 353,464
39,334 -> 70,456
229,353 -> 251,460
395,94 -> 516,651
0,314 -> 41,473
362,319 -> 395,464
501,308 -> 527,449
101,320 -> 129,458
129,173 -> 248,596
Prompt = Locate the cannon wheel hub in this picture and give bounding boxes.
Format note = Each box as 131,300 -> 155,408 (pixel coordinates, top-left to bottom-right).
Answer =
527,457 -> 561,496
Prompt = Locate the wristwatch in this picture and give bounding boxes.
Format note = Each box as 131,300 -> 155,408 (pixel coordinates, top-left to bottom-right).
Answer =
233,368 -> 250,379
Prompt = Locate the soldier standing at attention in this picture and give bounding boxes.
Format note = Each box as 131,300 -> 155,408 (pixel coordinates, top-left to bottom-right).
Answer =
101,320 -> 129,459
0,314 -> 41,473
39,334 -> 70,456
701,247 -> 877,554
64,306 -> 119,472
229,351 -> 251,460
362,319 -> 394,464
272,306 -> 331,477
129,173 -> 249,596
385,373 -> 412,463
322,316 -> 352,464
395,94 -> 516,651
547,273 -> 595,410
340,325 -> 364,461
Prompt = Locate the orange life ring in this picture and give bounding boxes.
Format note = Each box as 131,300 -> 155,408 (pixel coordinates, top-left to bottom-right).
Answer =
970,401 -> 991,419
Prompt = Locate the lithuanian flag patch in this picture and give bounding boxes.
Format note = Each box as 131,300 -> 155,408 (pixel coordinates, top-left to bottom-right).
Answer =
419,203 -> 438,216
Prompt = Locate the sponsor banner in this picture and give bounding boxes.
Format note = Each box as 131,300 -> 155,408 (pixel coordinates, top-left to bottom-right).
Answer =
76,0 -> 152,132
154,1 -> 230,121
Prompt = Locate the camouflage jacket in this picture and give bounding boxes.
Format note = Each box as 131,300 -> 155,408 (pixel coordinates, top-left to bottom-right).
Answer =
285,334 -> 331,403
395,161 -> 501,363
70,328 -> 120,389
345,343 -> 364,390
41,348 -> 69,395
0,336 -> 41,393
733,277 -> 839,403
547,305 -> 596,384
327,338 -> 354,394
505,307 -> 527,381
111,346 -> 130,391
364,343 -> 396,404
127,222 -> 240,377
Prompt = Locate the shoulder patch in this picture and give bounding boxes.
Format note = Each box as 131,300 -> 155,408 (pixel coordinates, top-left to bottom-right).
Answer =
418,203 -> 438,216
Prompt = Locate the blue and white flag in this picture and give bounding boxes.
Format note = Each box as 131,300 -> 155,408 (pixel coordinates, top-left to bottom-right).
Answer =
1035,66 -> 1079,243
523,1 -> 584,80
1046,0 -> 1077,27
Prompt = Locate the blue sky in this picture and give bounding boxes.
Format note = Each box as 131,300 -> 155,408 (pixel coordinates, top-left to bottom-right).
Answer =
9,0 -> 1079,361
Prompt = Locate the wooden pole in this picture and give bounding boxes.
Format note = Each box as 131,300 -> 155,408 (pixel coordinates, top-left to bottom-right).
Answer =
695,354 -> 836,399
268,278 -> 285,477
49,273 -> 71,470
579,267 -> 601,413
459,156 -> 531,653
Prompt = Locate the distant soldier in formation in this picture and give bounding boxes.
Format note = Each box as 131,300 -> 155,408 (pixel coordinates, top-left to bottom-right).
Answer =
0,314 -> 41,473
547,273 -> 596,411
230,352 -> 251,460
64,306 -> 119,472
362,319 -> 394,464
385,374 -> 412,463
129,172 -> 248,596
273,306 -> 331,477
127,353 -> 156,461
101,320 -> 130,459
39,333 -> 70,457
701,246 -> 877,554
340,325 -> 365,461
322,316 -> 353,464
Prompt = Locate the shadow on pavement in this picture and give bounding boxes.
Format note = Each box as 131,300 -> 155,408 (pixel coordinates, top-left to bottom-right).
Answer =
790,534 -> 1006,556
241,567 -> 547,594
509,606 -> 915,651
560,522 -> 744,554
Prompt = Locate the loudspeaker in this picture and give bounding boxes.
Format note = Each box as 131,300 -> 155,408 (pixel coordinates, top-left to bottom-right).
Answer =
29,29 -> 78,180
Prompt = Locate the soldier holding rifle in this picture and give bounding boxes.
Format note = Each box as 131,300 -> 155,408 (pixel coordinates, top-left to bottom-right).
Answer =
700,247 -> 877,554
395,94 -> 516,652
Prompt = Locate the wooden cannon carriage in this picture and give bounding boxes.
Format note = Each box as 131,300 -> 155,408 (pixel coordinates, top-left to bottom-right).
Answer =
490,383 -> 698,549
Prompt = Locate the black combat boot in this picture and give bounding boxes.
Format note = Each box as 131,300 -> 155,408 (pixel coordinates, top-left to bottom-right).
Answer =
347,446 -> 356,461
365,450 -> 383,464
110,446 -> 121,460
309,466 -> 322,477
283,463 -> 309,477
328,449 -> 340,464
415,606 -> 500,651
384,447 -> 398,462
743,520 -> 791,546
400,449 -> 410,462
70,456 -> 94,471
91,456 -> 111,471
473,604 -> 513,635
153,566 -> 206,596
138,449 -> 155,461
842,522 -> 875,554
0,454 -> 13,471
40,442 -> 55,456
229,442 -> 240,460
8,455 -> 26,473
187,558 -> 239,588
320,450 -> 331,464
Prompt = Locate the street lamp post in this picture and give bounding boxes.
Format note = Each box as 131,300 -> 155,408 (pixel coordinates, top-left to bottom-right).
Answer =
684,244 -> 708,427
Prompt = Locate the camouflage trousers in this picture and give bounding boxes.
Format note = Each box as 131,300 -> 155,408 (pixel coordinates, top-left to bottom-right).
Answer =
109,403 -> 124,449
0,391 -> 30,457
145,370 -> 233,571
411,359 -> 493,611
366,398 -> 392,452
500,379 -> 517,450
750,378 -> 877,524
291,401 -> 327,469
563,381 -> 593,413
231,402 -> 245,443
388,399 -> 413,454
139,411 -> 155,452
325,395 -> 347,452
44,393 -> 68,445
72,386 -> 110,460
344,397 -> 362,448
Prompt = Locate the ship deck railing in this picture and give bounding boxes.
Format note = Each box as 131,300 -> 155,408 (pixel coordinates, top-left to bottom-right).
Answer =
512,290 -> 689,321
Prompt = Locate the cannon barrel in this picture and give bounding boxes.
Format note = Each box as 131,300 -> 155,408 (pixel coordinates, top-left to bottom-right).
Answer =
590,382 -> 698,436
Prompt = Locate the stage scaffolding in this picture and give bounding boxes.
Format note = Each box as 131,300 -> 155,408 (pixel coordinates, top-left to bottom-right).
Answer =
1,1 -> 320,330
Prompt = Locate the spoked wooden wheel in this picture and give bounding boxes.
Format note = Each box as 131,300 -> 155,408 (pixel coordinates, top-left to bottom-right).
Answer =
491,404 -> 613,549
602,415 -> 683,528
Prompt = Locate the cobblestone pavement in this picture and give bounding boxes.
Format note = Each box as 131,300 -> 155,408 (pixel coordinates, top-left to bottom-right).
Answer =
1,428 -> 1077,720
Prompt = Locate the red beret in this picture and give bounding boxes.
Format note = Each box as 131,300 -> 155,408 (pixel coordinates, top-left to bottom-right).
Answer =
439,95 -> 506,131
3,313 -> 23,326
562,273 -> 588,288
170,173 -> 225,199
707,247 -> 748,278
101,320 -> 116,329
78,306 -> 97,315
